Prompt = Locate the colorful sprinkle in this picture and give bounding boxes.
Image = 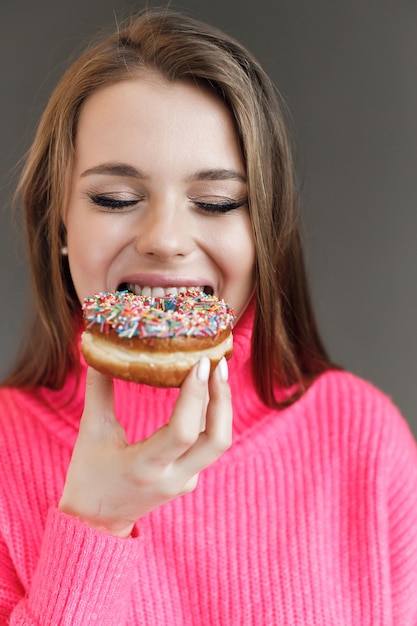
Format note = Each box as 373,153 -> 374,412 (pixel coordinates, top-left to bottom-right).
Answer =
82,290 -> 236,339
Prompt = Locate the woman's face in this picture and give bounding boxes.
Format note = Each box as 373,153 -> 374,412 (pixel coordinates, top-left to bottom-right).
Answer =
64,74 -> 255,316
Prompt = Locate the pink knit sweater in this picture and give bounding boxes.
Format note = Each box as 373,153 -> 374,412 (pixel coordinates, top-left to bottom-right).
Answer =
0,303 -> 416,625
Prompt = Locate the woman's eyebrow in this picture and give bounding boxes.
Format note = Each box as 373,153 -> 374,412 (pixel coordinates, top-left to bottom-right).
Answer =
188,168 -> 247,183
80,162 -> 149,179
80,163 -> 246,183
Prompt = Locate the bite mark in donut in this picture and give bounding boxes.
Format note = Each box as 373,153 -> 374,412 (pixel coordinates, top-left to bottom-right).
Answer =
80,290 -> 236,387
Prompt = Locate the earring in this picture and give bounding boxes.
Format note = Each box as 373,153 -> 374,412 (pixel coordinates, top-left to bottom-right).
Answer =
60,246 -> 68,256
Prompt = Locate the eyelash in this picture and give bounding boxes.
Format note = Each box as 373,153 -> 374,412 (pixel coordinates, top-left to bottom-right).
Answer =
88,194 -> 139,210
193,199 -> 247,214
87,194 -> 247,214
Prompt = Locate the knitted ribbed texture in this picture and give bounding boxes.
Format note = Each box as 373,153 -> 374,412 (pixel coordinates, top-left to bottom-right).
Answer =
0,302 -> 416,624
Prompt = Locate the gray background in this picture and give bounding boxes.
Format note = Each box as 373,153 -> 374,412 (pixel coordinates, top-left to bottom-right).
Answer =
1,1 -> 416,437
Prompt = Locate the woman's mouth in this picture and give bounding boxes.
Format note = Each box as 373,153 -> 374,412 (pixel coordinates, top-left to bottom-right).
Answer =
118,283 -> 214,297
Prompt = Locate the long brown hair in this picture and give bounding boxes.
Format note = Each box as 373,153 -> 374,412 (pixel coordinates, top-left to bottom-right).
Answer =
4,8 -> 332,406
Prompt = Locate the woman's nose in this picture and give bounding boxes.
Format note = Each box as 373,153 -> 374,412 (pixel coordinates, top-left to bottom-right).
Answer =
134,202 -> 194,260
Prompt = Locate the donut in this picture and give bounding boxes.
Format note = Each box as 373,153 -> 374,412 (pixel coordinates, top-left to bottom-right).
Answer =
80,289 -> 235,387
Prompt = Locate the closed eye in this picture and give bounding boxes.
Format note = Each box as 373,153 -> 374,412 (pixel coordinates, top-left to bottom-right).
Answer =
192,199 -> 247,214
87,193 -> 140,210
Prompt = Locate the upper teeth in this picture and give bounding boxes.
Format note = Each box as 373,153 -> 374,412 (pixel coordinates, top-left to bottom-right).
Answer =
126,284 -> 205,297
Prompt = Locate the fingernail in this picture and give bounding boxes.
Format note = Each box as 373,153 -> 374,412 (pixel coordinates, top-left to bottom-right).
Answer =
217,357 -> 229,382
197,357 -> 210,382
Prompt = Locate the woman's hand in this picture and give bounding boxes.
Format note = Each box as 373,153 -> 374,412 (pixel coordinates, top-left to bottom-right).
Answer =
58,357 -> 232,537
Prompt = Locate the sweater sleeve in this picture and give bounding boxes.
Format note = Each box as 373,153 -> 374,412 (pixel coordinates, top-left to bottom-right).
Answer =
385,407 -> 417,625
5,508 -> 142,625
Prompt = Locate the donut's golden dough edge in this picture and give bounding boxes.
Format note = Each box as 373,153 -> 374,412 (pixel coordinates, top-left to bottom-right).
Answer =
81,330 -> 233,388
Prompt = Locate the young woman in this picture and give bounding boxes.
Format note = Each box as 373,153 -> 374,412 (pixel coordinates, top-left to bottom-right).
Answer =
1,9 -> 416,625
